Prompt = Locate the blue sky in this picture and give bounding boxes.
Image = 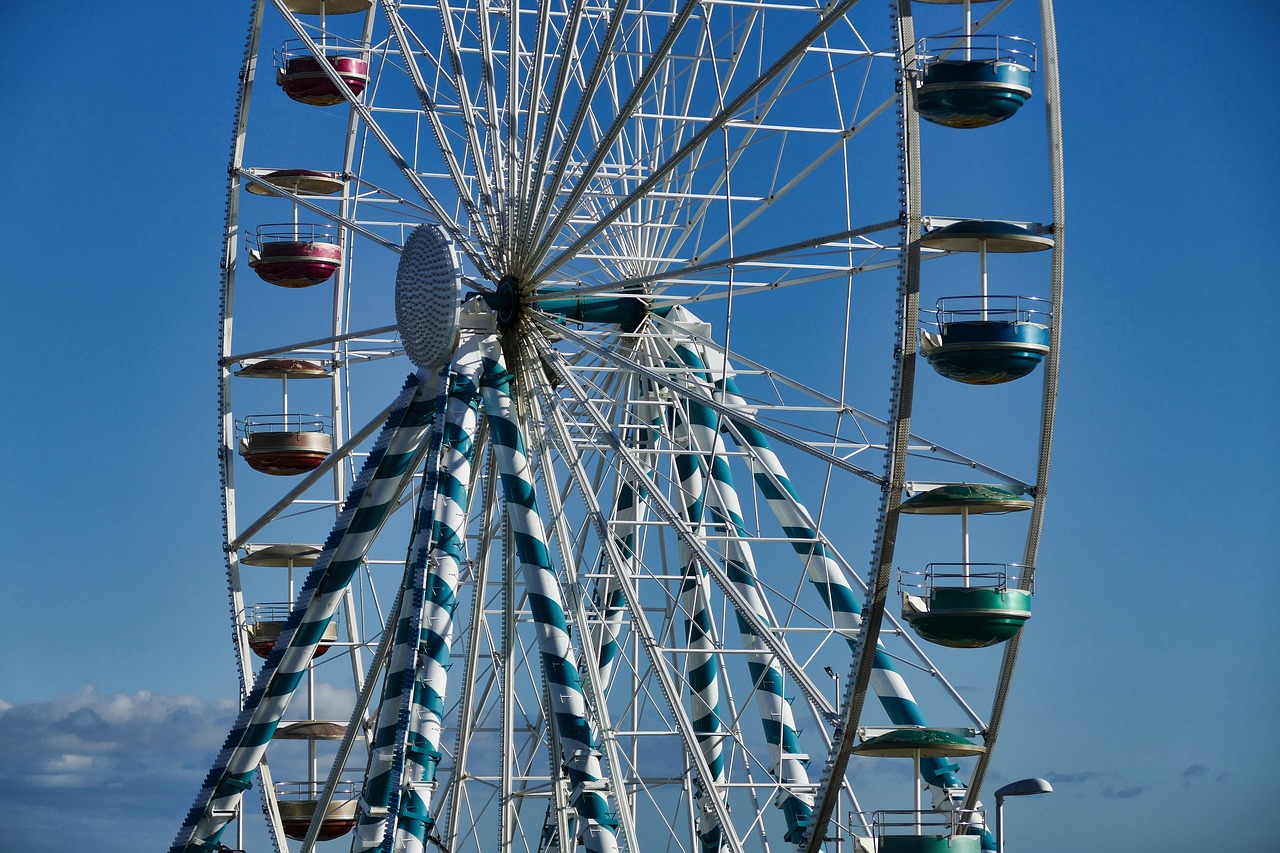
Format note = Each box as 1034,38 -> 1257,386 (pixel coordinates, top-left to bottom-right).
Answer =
2,1 -> 1278,851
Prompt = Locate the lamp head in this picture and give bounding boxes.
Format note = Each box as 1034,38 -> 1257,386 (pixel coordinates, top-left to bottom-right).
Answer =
994,777 -> 1053,799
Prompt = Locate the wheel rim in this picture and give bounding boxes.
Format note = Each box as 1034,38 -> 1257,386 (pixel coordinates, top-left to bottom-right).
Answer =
180,0 -> 1064,851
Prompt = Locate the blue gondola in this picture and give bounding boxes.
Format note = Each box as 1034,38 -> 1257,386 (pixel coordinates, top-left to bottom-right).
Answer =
913,33 -> 1036,128
919,220 -> 1053,385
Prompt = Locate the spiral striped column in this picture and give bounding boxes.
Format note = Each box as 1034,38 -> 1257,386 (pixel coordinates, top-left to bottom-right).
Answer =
391,339 -> 486,852
350,405 -> 444,852
671,344 -> 815,845
670,388 -> 730,853
592,507 -> 630,692
348,342 -> 486,852
594,392 -> 659,691
696,352 -> 991,843
477,335 -> 621,853
350,562 -> 423,852
173,373 -> 437,853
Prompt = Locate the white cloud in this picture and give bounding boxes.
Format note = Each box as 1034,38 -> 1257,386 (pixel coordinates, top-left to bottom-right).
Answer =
310,678 -> 356,719
0,686 -> 238,853
46,753 -> 94,771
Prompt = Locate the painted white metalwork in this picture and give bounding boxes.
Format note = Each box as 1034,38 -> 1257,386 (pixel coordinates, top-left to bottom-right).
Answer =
191,0 -> 1064,851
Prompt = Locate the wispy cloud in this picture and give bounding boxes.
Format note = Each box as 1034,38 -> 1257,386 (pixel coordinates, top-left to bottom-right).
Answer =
0,686 -> 237,852
1102,785 -> 1144,799
1182,763 -> 1208,789
1045,770 -> 1100,786
1181,762 -> 1228,789
1044,768 -> 1147,800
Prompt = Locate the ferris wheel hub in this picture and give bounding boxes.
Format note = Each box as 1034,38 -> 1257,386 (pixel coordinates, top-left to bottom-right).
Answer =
492,275 -> 523,331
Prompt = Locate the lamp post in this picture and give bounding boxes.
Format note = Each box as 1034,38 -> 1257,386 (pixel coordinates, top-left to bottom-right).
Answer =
994,778 -> 1053,853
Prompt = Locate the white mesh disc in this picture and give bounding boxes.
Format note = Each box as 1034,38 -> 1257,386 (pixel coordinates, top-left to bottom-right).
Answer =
396,225 -> 462,370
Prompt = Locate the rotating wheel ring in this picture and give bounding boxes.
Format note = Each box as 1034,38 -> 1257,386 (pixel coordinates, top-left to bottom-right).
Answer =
178,1 -> 1064,851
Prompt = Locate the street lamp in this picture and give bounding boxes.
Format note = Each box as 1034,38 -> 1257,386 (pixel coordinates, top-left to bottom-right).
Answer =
994,778 -> 1053,853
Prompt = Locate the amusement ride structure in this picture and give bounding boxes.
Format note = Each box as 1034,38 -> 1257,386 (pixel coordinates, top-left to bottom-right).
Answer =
174,0 -> 1065,850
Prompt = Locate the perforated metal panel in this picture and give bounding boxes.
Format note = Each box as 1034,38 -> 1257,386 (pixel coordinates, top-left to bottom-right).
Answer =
395,225 -> 462,370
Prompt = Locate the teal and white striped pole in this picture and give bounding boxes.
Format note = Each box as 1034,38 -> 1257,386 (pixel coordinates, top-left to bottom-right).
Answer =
390,339 -> 486,852
688,342 -> 994,848
671,345 -> 816,846
671,389 -> 730,853
477,335 -> 621,853
594,391 -> 660,692
348,381 -> 447,853
349,341 -> 486,852
172,373 -> 438,853
350,558 -> 426,852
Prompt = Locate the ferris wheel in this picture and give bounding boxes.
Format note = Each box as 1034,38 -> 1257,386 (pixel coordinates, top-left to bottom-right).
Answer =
175,0 -> 1065,851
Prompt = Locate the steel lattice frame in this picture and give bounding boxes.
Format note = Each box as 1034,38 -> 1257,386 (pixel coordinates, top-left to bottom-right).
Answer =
179,0 -> 1064,851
